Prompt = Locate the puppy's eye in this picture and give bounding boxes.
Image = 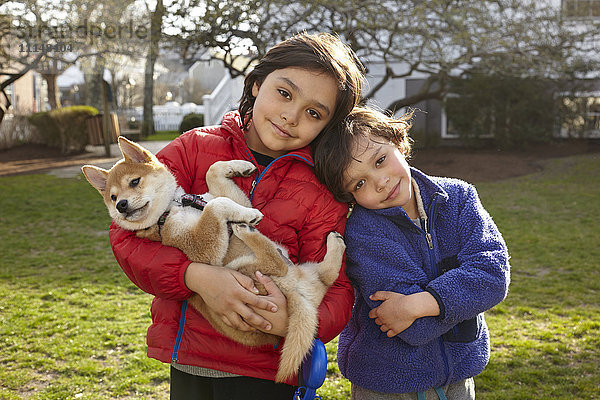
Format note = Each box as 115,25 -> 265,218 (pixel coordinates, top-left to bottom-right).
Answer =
130,178 -> 141,187
111,195 -> 117,201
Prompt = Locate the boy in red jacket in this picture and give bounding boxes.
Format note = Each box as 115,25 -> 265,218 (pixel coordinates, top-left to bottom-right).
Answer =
109,32 -> 364,399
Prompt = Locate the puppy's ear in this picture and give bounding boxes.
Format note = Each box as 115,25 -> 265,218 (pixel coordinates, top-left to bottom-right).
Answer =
118,136 -> 154,163
82,165 -> 109,192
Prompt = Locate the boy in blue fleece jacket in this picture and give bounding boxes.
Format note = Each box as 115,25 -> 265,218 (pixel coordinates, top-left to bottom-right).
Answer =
314,107 -> 511,400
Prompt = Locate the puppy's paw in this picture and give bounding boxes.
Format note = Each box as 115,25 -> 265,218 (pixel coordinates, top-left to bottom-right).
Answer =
222,160 -> 256,178
327,231 -> 346,251
231,223 -> 257,237
233,207 -> 263,226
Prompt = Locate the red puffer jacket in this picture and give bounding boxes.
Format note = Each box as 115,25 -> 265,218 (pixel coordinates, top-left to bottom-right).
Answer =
109,112 -> 354,384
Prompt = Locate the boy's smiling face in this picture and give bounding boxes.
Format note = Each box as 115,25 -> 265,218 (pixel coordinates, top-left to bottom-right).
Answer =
343,135 -> 417,217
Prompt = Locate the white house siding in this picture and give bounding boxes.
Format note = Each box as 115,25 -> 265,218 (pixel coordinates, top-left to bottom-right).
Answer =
364,61 -> 445,140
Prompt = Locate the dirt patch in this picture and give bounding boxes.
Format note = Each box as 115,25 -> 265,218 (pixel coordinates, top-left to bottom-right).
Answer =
1,140 -> 599,182
409,140 -> 600,182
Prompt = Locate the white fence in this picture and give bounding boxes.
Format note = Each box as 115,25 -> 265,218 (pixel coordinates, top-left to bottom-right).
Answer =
121,102 -> 205,132
120,72 -> 244,131
0,114 -> 35,150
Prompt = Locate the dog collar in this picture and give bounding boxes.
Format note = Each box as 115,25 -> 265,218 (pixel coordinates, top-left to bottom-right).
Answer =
180,194 -> 207,210
156,210 -> 170,237
155,194 -> 208,237
157,211 -> 169,226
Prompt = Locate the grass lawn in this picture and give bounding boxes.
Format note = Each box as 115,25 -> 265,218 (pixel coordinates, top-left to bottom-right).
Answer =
0,153 -> 598,399
144,131 -> 181,141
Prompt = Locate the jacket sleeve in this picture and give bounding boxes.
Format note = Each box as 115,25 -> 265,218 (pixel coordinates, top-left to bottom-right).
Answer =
110,224 -> 193,299
298,189 -> 355,344
345,224 -> 455,346
346,187 -> 510,346
108,133 -> 203,300
425,184 -> 511,324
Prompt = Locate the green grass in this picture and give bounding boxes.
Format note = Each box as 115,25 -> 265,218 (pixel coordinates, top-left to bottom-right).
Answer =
472,155 -> 600,399
0,175 -> 168,399
145,131 -> 180,141
0,153 -> 599,399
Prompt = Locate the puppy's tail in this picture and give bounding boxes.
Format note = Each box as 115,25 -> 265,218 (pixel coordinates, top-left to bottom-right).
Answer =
275,292 -> 318,382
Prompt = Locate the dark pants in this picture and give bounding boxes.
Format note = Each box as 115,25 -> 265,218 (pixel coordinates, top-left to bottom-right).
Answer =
170,366 -> 297,400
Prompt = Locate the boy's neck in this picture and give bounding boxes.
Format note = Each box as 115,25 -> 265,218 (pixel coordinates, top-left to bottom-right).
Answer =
402,183 -> 419,220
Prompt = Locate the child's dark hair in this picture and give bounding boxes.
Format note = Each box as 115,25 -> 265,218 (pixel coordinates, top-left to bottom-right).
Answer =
315,106 -> 414,203
238,32 -> 365,143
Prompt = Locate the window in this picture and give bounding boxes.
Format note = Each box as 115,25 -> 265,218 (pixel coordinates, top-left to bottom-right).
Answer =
563,0 -> 600,19
561,95 -> 600,138
585,97 -> 600,134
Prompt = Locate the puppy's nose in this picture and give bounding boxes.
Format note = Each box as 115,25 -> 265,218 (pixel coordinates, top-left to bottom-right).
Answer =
116,200 -> 129,213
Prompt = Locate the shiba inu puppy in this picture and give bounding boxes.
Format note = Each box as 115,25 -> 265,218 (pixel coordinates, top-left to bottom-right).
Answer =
82,136 -> 345,382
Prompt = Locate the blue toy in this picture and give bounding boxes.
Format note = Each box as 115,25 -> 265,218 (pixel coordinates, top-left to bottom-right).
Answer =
293,338 -> 328,400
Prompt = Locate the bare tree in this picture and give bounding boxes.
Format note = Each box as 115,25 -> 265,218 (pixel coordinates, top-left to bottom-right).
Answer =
141,0 -> 165,137
1,0 -> 143,114
165,0 -> 599,112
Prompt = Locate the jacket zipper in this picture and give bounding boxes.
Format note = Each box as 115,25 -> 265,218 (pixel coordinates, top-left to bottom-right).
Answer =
425,194 -> 450,384
425,194 -> 440,274
424,222 -> 434,250
248,153 -> 313,201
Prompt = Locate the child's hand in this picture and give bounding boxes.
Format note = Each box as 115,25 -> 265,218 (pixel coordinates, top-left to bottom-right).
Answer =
368,291 -> 440,338
249,271 -> 289,337
368,291 -> 417,337
185,262 -> 278,332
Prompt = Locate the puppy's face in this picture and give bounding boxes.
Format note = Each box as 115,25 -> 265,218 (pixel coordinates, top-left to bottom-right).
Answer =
82,137 -> 177,231
103,161 -> 172,229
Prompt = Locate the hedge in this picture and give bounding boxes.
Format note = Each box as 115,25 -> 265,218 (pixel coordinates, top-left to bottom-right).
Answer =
29,106 -> 99,154
179,113 -> 204,133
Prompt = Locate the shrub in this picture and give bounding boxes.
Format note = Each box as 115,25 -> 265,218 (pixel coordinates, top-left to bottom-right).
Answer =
445,73 -> 558,148
29,106 -> 98,154
29,111 -> 60,148
179,113 -> 204,133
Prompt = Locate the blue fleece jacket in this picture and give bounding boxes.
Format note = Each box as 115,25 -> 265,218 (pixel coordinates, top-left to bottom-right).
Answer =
337,168 -> 510,394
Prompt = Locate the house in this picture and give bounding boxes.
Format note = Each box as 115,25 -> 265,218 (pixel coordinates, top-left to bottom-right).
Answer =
0,69 -> 49,149
115,49 -> 245,131
187,51 -> 229,94
363,65 -> 447,143
361,0 -> 600,142
558,0 -> 600,138
188,50 -> 247,125
2,70 -> 48,115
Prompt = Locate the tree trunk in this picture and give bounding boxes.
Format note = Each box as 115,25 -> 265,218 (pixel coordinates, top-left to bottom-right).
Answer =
43,73 -> 61,109
86,58 -> 105,111
101,80 -> 112,157
141,0 -> 165,137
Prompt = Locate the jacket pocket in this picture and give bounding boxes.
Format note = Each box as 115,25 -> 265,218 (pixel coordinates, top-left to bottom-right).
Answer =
437,255 -> 459,275
443,313 -> 482,343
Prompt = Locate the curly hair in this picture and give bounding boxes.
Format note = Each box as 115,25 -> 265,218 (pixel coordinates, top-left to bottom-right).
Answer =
314,106 -> 414,203
238,32 -> 364,146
